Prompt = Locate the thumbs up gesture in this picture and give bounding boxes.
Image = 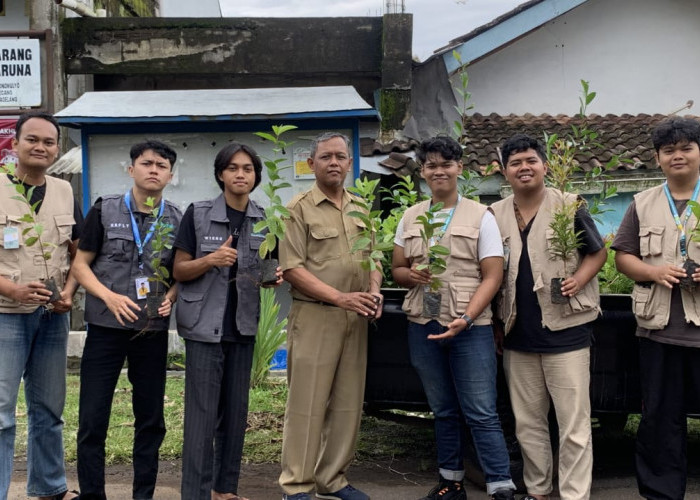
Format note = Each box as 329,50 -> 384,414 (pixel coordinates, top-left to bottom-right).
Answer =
206,235 -> 238,267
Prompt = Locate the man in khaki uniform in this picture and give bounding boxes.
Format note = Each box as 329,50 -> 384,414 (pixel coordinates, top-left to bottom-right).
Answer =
278,132 -> 382,500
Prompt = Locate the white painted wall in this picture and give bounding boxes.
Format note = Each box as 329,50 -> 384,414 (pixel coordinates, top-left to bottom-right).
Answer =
86,129 -> 354,212
159,0 -> 221,17
0,0 -> 29,31
456,0 -> 700,115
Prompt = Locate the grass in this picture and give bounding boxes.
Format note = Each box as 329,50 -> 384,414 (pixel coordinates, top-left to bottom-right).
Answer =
13,374 -> 700,465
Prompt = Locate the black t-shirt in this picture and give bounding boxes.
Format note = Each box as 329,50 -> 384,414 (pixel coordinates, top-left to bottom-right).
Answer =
7,175 -> 84,240
78,197 -> 176,277
504,206 -> 604,353
174,203 -> 250,343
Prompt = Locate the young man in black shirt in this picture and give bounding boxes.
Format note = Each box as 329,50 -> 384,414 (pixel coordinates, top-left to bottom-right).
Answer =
72,140 -> 181,500
174,142 -> 281,500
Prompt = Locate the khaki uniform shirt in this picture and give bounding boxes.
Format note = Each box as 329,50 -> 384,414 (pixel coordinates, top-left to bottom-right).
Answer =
280,183 -> 369,300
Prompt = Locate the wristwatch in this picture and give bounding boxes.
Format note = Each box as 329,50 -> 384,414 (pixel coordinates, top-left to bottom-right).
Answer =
459,313 -> 474,330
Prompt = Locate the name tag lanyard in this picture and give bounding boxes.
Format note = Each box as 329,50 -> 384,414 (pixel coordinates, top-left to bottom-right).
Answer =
124,190 -> 164,271
663,179 -> 700,259
429,195 -> 461,246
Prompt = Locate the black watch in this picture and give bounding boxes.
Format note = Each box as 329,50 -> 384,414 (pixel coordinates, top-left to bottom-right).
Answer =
459,313 -> 474,330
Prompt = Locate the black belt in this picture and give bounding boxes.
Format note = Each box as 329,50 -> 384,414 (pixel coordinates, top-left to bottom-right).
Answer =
293,298 -> 338,307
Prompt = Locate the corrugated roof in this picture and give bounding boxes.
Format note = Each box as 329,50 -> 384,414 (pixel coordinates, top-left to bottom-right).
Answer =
55,86 -> 378,127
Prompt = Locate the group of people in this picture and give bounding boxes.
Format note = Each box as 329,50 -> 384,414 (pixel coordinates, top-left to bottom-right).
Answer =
0,110 -> 697,500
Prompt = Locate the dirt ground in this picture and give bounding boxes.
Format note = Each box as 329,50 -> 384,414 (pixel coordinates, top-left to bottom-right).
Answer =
9,455 -> 700,500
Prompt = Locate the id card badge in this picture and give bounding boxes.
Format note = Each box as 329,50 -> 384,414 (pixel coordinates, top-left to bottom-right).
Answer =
135,277 -> 150,299
3,226 -> 19,249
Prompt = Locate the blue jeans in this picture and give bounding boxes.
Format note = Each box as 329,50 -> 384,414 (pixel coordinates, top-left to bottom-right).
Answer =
0,308 -> 70,499
408,321 -> 515,494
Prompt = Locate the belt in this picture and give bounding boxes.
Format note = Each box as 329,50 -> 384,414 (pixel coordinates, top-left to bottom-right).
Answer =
293,298 -> 338,307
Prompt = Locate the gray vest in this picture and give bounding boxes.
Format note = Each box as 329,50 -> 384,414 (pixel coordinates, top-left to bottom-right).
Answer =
84,194 -> 182,331
176,194 -> 265,342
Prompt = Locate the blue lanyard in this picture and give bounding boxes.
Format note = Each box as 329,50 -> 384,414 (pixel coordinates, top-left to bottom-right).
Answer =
124,190 -> 164,270
430,195 -> 460,246
663,179 -> 700,259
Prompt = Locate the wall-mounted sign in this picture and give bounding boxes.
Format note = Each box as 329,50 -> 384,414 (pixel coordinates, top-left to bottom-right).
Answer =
0,39 -> 41,107
293,147 -> 313,180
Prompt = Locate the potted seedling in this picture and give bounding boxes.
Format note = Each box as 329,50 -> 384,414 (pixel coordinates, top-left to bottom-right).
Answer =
414,202 -> 450,318
348,176 -> 395,278
1,162 -> 61,301
144,196 -> 175,319
682,200 -> 700,291
544,80 -> 619,303
253,124 -> 295,286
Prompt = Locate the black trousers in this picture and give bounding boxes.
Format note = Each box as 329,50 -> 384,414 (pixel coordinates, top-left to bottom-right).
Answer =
181,339 -> 255,500
76,325 -> 168,500
636,337 -> 700,500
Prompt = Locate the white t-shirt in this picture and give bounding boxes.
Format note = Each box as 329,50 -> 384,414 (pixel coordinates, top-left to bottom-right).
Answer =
394,209 -> 503,261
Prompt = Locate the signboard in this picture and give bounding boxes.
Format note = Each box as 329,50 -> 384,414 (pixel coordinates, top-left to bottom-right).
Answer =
0,118 -> 16,168
0,39 -> 41,107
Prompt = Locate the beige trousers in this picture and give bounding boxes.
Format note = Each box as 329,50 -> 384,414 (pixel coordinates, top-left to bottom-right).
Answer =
279,301 -> 368,495
504,348 -> 593,500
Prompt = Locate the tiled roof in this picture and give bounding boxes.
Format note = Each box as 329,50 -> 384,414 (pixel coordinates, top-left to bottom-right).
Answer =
361,113 -> 699,178
461,112 -> 699,176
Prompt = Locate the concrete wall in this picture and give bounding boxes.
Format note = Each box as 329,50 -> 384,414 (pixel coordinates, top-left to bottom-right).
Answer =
454,0 -> 699,116
0,0 -> 29,30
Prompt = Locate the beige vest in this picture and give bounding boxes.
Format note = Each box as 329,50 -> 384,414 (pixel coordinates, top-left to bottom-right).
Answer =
492,187 -> 600,333
632,184 -> 700,329
0,175 -> 75,313
400,197 -> 494,326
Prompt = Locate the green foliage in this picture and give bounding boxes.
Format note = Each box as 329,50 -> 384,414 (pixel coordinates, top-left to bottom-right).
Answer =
687,200 -> 700,242
414,202 -> 450,291
347,177 -> 395,275
548,201 -> 583,278
378,176 -> 426,287
0,161 -> 55,280
545,80 -> 620,277
451,50 -> 473,143
597,237 -> 634,294
144,196 -> 175,293
250,288 -> 288,388
252,125 -> 296,259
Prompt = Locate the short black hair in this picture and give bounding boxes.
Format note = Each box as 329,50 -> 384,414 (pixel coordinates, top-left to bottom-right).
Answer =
213,142 -> 263,192
651,117 -> 700,153
416,136 -> 463,164
500,133 -> 547,166
15,111 -> 60,141
130,140 -> 177,169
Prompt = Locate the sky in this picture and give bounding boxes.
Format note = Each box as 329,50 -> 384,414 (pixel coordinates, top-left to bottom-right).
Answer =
218,0 -> 525,61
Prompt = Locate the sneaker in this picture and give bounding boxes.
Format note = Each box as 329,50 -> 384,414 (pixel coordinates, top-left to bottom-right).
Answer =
491,489 -> 515,500
419,477 -> 466,500
283,494 -> 312,500
316,485 -> 370,500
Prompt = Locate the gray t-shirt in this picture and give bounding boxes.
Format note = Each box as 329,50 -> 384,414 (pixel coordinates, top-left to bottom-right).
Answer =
612,199 -> 700,348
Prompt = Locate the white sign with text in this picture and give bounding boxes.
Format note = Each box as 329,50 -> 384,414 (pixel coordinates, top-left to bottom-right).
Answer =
0,39 -> 41,107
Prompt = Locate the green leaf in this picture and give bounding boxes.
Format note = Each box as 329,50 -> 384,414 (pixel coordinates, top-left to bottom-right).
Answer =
253,132 -> 277,142
18,214 -> 34,223
431,245 -> 450,255
24,236 -> 38,246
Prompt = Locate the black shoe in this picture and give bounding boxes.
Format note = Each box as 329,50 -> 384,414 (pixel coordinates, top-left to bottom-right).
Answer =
419,477 -> 466,500
491,488 -> 515,500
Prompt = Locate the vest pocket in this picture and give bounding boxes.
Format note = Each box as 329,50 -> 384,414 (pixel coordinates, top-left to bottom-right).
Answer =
54,214 -> 75,244
105,228 -> 134,262
176,290 -> 205,330
309,226 -> 340,263
639,226 -> 664,257
632,285 -> 655,320
450,226 -> 479,260
401,286 -> 423,316
562,288 -> 597,317
402,228 -> 425,260
448,283 -> 474,318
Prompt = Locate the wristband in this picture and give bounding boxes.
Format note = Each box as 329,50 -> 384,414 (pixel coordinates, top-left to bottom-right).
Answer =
459,313 -> 474,330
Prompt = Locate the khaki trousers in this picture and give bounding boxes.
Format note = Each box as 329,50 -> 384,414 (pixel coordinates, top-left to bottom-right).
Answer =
279,301 -> 368,495
504,348 -> 592,500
